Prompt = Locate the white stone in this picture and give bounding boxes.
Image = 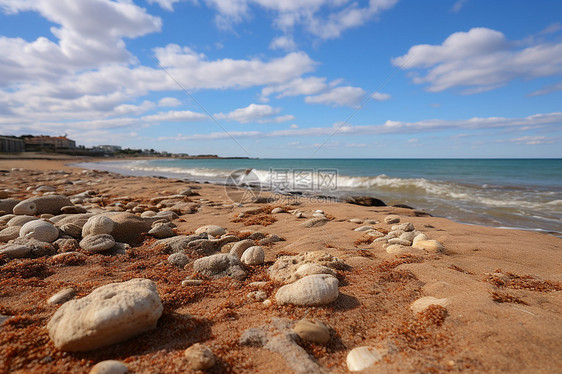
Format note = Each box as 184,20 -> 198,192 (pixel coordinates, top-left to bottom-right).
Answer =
195,225 -> 226,237
241,246 -> 265,265
275,274 -> 339,306
80,234 -> 116,253
82,215 -> 115,237
229,239 -> 254,259
48,288 -> 76,305
293,318 -> 330,344
410,296 -> 450,314
184,343 -> 216,370
346,346 -> 382,372
412,239 -> 445,253
89,360 -> 128,374
19,220 -> 59,243
392,222 -> 415,232
47,278 -> 163,352
412,233 -> 428,246
354,226 -> 374,232
384,215 -> 400,224
0,226 -> 21,242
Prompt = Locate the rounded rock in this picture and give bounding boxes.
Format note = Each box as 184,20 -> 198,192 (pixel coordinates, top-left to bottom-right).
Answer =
229,239 -> 255,259
384,215 -> 400,224
48,288 -> 76,305
19,220 -> 59,243
240,246 -> 265,266
346,346 -> 382,372
149,224 -> 175,239
275,274 -> 339,306
410,296 -> 450,314
0,226 -> 21,242
82,216 -> 115,237
293,318 -> 331,344
80,234 -> 116,253
184,343 -> 216,370
90,360 -> 128,374
195,225 -> 226,237
168,252 -> 189,268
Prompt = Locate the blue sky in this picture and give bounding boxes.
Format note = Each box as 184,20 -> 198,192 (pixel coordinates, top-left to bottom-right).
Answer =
0,0 -> 561,158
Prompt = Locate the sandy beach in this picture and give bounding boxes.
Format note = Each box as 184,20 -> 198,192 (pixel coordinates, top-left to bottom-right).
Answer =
0,156 -> 561,373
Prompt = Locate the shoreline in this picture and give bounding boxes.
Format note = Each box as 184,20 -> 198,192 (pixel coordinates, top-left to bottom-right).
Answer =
0,156 -> 561,373
73,157 -> 562,238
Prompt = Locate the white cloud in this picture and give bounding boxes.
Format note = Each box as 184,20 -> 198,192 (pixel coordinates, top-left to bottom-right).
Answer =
148,0 -> 183,11
0,0 -> 162,87
262,77 -> 328,98
155,45 -> 317,89
371,92 -> 391,101
142,110 -> 208,122
451,0 -> 468,13
528,81 -> 562,97
202,0 -> 398,39
509,136 -> 554,145
215,103 -> 294,123
305,86 -> 365,107
392,27 -> 562,93
157,111 -> 562,140
158,97 -> 183,107
270,35 -> 297,51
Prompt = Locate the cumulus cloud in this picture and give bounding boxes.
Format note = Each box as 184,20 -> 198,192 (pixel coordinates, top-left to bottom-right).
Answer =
158,97 -> 183,107
262,77 -> 328,98
215,103 -> 294,123
201,0 -> 398,39
142,110 -> 208,122
392,27 -> 562,94
147,0 -> 183,11
372,92 -> 391,101
270,35 -> 297,51
305,86 -> 366,107
0,0 -> 162,86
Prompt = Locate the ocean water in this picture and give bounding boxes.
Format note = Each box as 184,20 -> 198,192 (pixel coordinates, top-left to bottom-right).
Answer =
76,158 -> 562,237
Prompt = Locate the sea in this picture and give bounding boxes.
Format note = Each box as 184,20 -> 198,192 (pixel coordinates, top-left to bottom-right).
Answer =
75,158 -> 562,237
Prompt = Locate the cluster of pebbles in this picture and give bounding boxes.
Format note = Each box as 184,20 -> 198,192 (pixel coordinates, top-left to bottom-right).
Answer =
0,167 -> 453,373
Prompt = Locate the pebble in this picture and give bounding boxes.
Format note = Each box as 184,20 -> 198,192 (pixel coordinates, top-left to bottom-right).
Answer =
387,238 -> 412,246
410,296 -> 451,314
148,223 -> 175,239
61,206 -> 88,214
269,251 -> 345,284
0,226 -> 20,242
271,207 -> 285,214
275,274 -> 339,306
82,215 -> 115,237
54,238 -> 79,253
0,244 -> 31,258
140,211 -> 157,218
182,279 -> 204,286
392,222 -> 415,232
19,220 -> 59,243
229,239 -> 254,259
349,218 -> 363,224
354,225 -> 374,232
178,188 -> 193,196
293,318 -> 331,344
400,231 -> 417,242
195,225 -> 226,237
89,360 -> 128,374
0,190 -> 10,199
8,215 -> 38,227
241,246 -> 265,265
48,288 -> 76,305
413,239 -> 445,253
168,252 -> 190,268
13,195 -> 73,215
346,346 -> 382,372
300,217 -> 328,228
59,223 -> 83,238
384,215 -> 400,224
47,279 -> 163,352
79,234 -> 116,253
412,233 -> 427,246
103,212 -> 152,244
386,245 -> 425,256
193,253 -> 247,280
258,234 -> 282,245
184,343 -> 216,370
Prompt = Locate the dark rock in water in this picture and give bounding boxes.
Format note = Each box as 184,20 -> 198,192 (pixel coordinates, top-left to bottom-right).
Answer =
393,204 -> 414,209
344,196 -> 386,207
414,210 -> 432,217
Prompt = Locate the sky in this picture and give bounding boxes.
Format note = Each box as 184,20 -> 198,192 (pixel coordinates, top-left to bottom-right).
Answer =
0,0 -> 561,158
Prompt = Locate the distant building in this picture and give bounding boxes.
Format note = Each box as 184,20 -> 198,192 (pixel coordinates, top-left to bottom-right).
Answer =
0,136 -> 25,153
93,145 -> 122,153
24,136 -> 76,150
